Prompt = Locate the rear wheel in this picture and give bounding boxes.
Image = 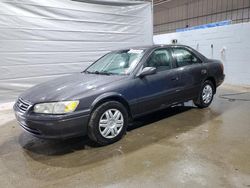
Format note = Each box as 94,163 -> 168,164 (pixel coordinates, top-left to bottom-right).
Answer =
194,80 -> 215,108
87,101 -> 128,146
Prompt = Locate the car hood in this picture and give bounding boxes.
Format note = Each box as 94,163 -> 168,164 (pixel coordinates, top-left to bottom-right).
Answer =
20,73 -> 125,103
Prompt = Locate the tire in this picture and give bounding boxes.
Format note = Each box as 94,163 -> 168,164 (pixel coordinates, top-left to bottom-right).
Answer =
194,80 -> 215,108
87,101 -> 128,146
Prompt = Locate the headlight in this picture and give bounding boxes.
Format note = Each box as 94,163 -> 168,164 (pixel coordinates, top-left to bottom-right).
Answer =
33,101 -> 79,114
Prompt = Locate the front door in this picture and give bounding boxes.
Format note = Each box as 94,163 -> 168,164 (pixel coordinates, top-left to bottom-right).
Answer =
132,48 -> 181,116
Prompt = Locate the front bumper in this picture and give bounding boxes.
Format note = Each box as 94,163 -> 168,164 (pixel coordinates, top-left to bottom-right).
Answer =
14,104 -> 90,139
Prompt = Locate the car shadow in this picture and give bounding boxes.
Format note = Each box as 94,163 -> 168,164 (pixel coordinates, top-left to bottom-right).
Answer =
19,103 -> 205,157
19,105 -> 194,156
127,105 -> 193,131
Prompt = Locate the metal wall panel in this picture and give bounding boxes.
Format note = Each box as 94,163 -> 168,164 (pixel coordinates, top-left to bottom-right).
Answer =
154,0 -> 250,34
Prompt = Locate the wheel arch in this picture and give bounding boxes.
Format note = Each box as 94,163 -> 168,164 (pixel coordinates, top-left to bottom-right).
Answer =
205,77 -> 216,94
91,93 -> 132,119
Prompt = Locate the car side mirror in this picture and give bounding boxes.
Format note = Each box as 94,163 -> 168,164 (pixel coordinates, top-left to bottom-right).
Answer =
137,67 -> 156,78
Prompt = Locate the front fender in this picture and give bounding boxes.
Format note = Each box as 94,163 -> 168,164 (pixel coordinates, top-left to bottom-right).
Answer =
90,92 -> 127,111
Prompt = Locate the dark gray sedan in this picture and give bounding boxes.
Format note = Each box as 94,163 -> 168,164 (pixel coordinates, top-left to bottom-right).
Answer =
14,45 -> 225,145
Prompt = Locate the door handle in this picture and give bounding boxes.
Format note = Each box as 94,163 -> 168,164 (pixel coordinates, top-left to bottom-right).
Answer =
171,77 -> 179,81
201,69 -> 207,75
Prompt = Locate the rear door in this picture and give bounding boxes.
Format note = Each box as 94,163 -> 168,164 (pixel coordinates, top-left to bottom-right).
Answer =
172,47 -> 208,100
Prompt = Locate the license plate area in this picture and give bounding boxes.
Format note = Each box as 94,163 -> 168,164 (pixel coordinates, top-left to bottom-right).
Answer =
15,113 -> 41,135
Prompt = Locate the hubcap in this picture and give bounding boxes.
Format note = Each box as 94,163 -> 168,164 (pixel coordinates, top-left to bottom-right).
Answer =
202,84 -> 213,104
99,109 -> 124,139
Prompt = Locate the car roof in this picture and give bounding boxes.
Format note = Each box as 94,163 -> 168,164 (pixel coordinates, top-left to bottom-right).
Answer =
117,44 -> 191,51
116,44 -> 208,62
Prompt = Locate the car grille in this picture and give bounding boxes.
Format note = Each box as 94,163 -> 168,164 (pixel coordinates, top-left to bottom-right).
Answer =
16,98 -> 32,113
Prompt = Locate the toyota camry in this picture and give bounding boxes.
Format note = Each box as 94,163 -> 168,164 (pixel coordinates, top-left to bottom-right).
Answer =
14,45 -> 225,145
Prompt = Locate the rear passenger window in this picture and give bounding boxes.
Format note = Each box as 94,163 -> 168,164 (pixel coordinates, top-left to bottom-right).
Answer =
173,48 -> 201,67
144,49 -> 172,72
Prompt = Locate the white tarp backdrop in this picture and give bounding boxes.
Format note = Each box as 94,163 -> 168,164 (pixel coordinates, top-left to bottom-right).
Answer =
0,0 -> 152,88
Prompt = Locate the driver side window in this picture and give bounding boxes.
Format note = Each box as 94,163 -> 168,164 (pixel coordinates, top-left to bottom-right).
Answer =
144,49 -> 172,72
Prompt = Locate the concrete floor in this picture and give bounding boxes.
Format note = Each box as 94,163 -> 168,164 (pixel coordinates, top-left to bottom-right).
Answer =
0,85 -> 250,188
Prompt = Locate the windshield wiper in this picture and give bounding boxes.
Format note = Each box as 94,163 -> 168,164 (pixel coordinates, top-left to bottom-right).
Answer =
84,70 -> 94,74
96,71 -> 113,75
85,70 -> 112,75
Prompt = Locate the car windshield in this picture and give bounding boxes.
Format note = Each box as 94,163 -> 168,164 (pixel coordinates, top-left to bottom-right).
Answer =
85,49 -> 145,75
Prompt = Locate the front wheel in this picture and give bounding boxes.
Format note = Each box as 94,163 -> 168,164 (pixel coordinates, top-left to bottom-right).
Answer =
194,80 -> 215,108
87,101 -> 128,146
